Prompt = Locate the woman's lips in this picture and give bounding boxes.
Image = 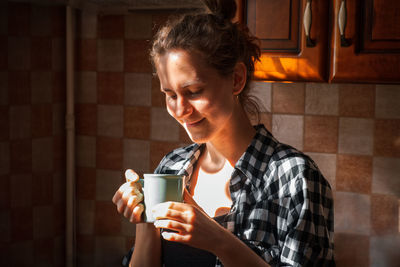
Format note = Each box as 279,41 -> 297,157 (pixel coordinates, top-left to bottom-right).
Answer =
184,118 -> 205,127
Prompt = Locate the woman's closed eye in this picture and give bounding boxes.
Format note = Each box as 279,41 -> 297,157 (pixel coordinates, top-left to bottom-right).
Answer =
187,88 -> 203,99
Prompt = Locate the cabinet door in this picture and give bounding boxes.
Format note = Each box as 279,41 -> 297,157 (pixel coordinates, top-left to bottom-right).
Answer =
237,0 -> 329,82
330,0 -> 400,83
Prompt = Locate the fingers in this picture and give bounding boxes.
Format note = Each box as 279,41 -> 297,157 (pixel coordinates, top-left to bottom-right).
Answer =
161,231 -> 191,243
129,203 -> 144,223
125,169 -> 139,183
152,202 -> 196,224
123,193 -> 144,217
154,219 -> 193,234
112,169 -> 144,223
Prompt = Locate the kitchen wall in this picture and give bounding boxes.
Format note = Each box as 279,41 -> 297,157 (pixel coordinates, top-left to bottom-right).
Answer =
0,2 -> 67,266
1,2 -> 399,267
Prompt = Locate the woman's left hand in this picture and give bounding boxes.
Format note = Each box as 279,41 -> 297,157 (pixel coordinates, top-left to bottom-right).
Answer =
151,200 -> 226,252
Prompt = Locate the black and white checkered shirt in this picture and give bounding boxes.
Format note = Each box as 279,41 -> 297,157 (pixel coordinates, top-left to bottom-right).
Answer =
154,124 -> 335,266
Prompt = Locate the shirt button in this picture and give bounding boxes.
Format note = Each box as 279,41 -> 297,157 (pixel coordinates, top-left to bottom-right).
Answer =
231,206 -> 237,212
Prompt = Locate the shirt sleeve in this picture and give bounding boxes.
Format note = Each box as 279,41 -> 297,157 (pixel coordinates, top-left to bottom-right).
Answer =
279,167 -> 335,266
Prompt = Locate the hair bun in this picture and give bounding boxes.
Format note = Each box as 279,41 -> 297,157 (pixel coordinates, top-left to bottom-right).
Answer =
201,0 -> 237,21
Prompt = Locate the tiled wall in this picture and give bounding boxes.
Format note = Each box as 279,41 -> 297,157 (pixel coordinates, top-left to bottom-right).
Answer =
0,2 -> 66,266
1,3 -> 399,267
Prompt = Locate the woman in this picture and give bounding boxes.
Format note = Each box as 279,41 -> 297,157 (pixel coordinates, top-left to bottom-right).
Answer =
112,0 -> 335,266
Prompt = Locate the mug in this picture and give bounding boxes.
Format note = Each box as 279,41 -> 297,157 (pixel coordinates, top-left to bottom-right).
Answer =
140,174 -> 184,223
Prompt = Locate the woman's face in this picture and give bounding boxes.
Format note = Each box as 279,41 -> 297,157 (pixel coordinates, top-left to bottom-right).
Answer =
155,49 -> 237,143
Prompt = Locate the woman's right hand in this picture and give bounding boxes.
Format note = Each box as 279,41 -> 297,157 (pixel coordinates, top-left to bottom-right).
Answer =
112,169 -> 144,223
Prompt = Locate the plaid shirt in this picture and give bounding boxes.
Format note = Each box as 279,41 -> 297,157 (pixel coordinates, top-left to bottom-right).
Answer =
153,124 -> 335,267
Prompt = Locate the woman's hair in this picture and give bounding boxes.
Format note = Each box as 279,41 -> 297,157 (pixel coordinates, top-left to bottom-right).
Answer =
150,0 -> 261,118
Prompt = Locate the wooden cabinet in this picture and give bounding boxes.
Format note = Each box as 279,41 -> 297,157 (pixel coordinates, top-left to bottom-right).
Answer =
330,0 -> 400,83
237,0 -> 400,83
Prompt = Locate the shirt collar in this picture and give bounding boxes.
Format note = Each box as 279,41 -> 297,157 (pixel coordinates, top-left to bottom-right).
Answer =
234,124 -> 278,188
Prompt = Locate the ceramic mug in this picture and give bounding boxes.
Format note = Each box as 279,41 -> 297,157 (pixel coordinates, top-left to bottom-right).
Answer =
140,174 -> 184,223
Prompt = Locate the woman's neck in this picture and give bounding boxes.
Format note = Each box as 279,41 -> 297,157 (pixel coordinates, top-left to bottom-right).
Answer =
205,105 -> 256,167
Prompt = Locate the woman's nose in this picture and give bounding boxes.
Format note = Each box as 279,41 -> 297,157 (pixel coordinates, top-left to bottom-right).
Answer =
175,97 -> 192,118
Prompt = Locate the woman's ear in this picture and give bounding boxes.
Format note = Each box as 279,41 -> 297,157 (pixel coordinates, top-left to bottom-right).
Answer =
232,62 -> 247,96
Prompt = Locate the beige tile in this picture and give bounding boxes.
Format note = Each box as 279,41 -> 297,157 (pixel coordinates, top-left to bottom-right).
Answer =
9,106 -> 31,140
32,137 -> 53,172
76,135 -> 96,168
10,174 -> 32,207
75,71 -> 97,103
97,105 -> 123,138
0,72 -> 8,105
372,157 -> 400,196
52,37 -> 65,71
370,235 -> 400,267
123,139 -> 150,173
0,142 -> 9,175
335,191 -> 370,235
30,6 -> 52,36
79,10 -> 97,38
31,71 -> 52,103
125,73 -> 152,106
272,82 -> 305,114
33,205 -> 54,239
339,118 -> 374,155
371,194 -> 399,235
376,84 -> 400,119
151,107 -> 179,142
248,81 -> 271,112
94,236 -> 126,266
96,137 -> 123,170
96,169 -> 123,201
8,37 -> 30,70
306,153 -> 336,190
305,83 -> 338,115
98,40 -> 123,72
77,199 -> 95,235
272,114 -> 303,150
251,112 -> 272,131
125,13 -> 152,39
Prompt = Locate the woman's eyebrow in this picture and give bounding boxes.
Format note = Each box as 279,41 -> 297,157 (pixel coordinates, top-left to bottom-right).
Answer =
161,80 -> 205,92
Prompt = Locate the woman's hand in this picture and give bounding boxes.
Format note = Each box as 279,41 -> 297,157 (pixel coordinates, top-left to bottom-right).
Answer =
112,169 -> 144,223
151,199 -> 226,253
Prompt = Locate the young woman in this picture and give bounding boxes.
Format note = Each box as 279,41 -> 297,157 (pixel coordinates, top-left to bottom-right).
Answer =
112,0 -> 335,266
